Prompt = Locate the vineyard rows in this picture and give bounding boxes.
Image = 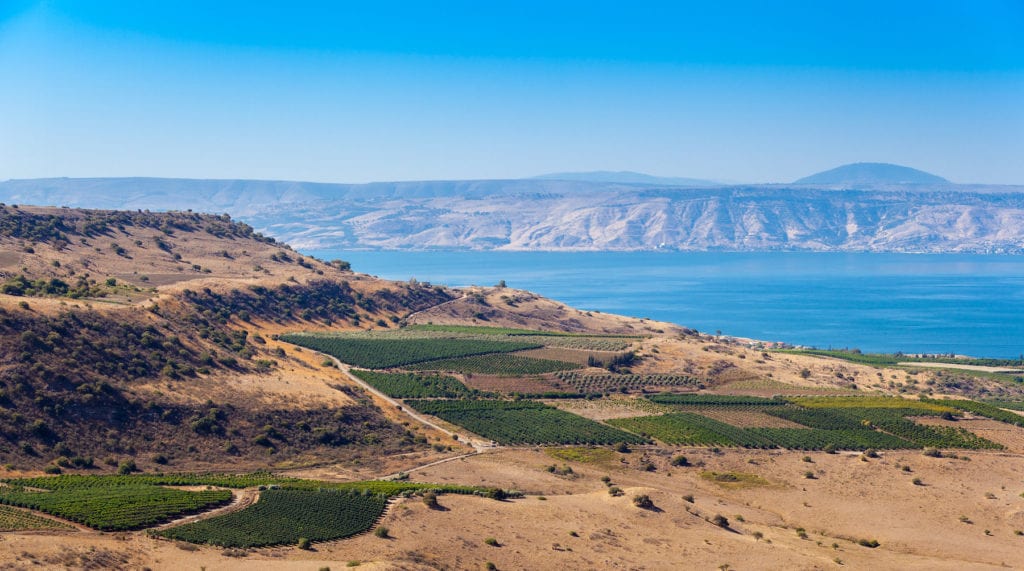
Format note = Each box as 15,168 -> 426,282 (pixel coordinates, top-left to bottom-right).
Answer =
157,489 -> 387,547
611,401 -> 1004,450
608,412 -> 914,450
609,412 -> 768,446
0,504 -> 73,531
281,333 -> 540,369
921,398 -> 1024,427
405,399 -> 646,445
406,353 -> 581,375
554,372 -> 703,393
0,484 -> 231,531
0,474 -> 505,534
745,428 -> 915,450
828,408 -> 1003,449
351,370 -> 481,398
786,396 -> 954,413
648,394 -> 786,407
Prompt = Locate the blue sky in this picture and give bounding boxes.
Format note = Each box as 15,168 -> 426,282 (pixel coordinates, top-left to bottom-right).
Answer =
1,1 -> 1022,184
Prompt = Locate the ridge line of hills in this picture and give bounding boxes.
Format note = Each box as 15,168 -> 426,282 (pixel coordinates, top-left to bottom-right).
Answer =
2,162 -> 1023,253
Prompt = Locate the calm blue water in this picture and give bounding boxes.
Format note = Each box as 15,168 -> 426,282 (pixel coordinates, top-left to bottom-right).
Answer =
303,250 -> 1024,359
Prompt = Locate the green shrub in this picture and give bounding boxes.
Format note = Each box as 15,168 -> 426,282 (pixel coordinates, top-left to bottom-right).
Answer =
632,494 -> 654,509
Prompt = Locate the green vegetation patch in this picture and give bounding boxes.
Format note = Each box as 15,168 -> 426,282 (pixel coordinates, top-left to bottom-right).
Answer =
609,412 -> 775,447
545,447 -> 616,464
405,353 -> 582,375
406,324 -> 642,338
983,400 -> 1024,411
404,325 -> 639,350
281,333 -> 540,369
648,393 -> 786,407
405,400 -> 646,445
844,408 -> 1002,449
5,473 -> 285,490
765,407 -> 874,430
610,396 -> 1003,451
922,398 -> 1024,427
554,372 -> 702,393
0,484 -> 231,531
787,396 -> 955,413
350,370 -> 481,398
157,489 -> 386,547
700,471 -> 772,488
0,504 -> 75,531
0,474 -> 509,534
745,428 -> 914,450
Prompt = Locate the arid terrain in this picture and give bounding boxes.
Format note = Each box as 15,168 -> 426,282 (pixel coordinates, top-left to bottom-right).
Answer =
1,205 -> 1023,570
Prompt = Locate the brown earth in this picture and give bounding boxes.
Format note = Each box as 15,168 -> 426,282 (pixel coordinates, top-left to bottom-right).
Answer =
3,447 -> 1024,569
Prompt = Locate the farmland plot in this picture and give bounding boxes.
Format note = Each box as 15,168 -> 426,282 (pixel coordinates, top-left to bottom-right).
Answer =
405,399 -> 646,445
157,489 -> 387,547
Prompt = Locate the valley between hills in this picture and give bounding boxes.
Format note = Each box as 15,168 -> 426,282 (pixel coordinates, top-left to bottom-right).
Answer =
1,204 -> 1024,570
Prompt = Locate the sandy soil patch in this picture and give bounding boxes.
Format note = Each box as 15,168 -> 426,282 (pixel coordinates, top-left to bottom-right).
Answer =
547,397 -> 672,420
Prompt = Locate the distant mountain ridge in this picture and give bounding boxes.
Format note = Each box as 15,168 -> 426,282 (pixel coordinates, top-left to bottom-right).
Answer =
795,162 -> 949,185
532,170 -> 720,187
2,168 -> 1023,253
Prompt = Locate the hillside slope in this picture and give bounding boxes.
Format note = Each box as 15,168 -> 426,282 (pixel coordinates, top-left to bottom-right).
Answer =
0,205 -> 675,472
0,205 -> 461,472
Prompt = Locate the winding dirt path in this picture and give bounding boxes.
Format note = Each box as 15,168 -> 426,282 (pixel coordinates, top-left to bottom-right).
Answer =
152,487 -> 260,531
403,293 -> 467,322
321,353 -> 495,452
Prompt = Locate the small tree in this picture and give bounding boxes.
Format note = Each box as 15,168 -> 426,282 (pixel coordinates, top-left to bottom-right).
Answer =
297,537 -> 312,550
632,494 -> 654,509
711,514 -> 729,528
117,459 -> 137,475
670,455 -> 689,467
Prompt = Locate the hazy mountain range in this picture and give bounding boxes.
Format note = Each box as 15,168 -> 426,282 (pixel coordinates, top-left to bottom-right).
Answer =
2,163 -> 1023,253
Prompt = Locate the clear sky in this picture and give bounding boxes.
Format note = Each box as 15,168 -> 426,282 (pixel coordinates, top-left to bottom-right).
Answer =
1,1 -> 1022,184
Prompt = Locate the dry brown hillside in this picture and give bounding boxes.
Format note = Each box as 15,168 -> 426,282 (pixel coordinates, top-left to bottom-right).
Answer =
0,205 -> 467,473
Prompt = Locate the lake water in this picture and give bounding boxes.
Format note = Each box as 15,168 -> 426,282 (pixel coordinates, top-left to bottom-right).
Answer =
303,250 -> 1024,359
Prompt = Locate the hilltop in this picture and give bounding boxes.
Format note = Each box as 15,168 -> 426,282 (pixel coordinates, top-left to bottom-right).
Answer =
794,162 -> 950,186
